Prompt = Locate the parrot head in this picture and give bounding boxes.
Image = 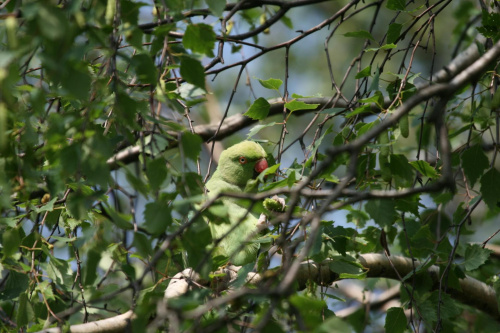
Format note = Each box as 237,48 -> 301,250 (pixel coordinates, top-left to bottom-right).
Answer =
213,141 -> 268,189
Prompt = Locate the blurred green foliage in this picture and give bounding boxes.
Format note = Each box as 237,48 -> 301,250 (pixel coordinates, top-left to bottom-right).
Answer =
0,0 -> 499,332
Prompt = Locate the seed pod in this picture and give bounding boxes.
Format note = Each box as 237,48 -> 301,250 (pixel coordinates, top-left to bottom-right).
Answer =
379,130 -> 390,157
378,131 -> 391,182
400,113 -> 409,138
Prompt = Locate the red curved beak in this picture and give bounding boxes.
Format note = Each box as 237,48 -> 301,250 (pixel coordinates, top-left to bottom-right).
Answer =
254,158 -> 268,173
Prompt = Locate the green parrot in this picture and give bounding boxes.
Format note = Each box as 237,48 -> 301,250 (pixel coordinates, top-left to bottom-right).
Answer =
205,141 -> 269,266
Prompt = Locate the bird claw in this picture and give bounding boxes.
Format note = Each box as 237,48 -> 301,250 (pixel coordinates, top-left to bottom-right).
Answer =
257,213 -> 269,230
272,195 -> 286,209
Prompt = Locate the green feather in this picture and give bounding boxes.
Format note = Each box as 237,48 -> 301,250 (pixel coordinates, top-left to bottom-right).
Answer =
205,141 -> 268,266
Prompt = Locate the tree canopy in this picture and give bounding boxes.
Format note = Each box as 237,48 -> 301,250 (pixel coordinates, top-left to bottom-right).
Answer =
1,0 -> 500,332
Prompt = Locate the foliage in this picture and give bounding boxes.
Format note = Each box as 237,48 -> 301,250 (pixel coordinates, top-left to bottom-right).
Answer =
0,0 -> 500,332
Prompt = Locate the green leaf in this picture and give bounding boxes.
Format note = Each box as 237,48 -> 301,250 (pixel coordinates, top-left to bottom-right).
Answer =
419,292 -> 460,322
409,160 -> 438,178
121,0 -> 145,25
316,316 -> 352,333
105,0 -> 116,24
61,65 -> 91,100
180,56 -> 206,89
247,122 -> 277,138
365,199 -> 397,227
133,232 -> 153,257
381,43 -> 398,50
329,256 -> 364,276
463,244 -> 492,271
386,0 -> 406,11
281,15 -> 293,29
1,270 -> 29,300
399,253 -> 436,281
257,78 -> 282,91
369,66 -> 380,91
356,153 -> 376,185
146,158 -> 168,191
287,170 -> 297,187
385,307 -> 407,333
178,82 -> 206,100
258,163 -> 280,182
177,172 -> 204,197
308,124 -> 333,159
183,23 -> 216,56
395,195 -> 421,217
84,248 -> 101,286
355,65 -> 371,79
387,23 -> 402,44
35,197 -> 57,213
345,207 -> 370,227
390,154 -> 414,187
491,87 -> 500,109
461,144 -> 489,186
205,0 -> 226,17
409,224 -> 433,251
103,204 -> 133,230
66,190 -> 96,221
476,10 -> 500,40
182,217 -> 212,277
125,169 -> 149,197
344,30 -> 375,41
289,295 -> 327,330
50,235 -> 77,243
365,44 -> 397,52
2,227 -> 21,258
284,100 -> 319,112
36,4 -> 69,41
261,178 -> 289,191
360,91 -> 384,107
131,53 -> 158,85
208,203 -> 229,218
345,104 -> 371,118
387,79 -> 417,102
144,202 -> 172,236
115,90 -> 141,128
399,113 -> 409,137
233,264 -> 254,288
480,168 -> 500,210
121,263 -> 136,281
244,97 -> 270,120
338,272 -> 367,279
46,255 -> 73,289
16,292 -> 34,327
180,132 -> 202,161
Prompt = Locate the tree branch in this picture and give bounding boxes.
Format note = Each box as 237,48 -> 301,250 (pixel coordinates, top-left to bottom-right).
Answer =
37,310 -> 135,333
106,39 -> 499,170
106,97 -> 344,170
35,251 -> 498,333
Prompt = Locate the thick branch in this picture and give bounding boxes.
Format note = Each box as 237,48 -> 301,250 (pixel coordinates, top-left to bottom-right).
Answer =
358,254 -> 499,320
37,310 -> 135,333
36,252 -> 499,333
106,97 -> 344,170
106,39 -> 499,170
173,254 -> 499,321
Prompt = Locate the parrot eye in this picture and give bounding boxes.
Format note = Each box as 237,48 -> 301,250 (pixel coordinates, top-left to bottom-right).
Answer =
238,156 -> 247,164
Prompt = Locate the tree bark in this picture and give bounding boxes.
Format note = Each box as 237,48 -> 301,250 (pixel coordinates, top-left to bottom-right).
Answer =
36,252 -> 498,333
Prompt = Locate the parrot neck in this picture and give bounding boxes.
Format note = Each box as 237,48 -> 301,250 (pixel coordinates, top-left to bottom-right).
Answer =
211,164 -> 251,190
208,169 -> 245,193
